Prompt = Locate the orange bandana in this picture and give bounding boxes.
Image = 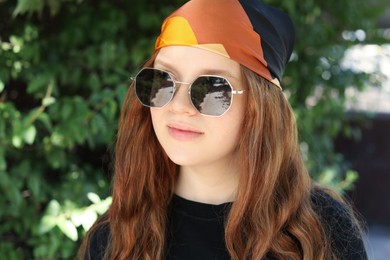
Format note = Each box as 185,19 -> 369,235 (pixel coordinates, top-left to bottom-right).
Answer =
155,0 -> 295,89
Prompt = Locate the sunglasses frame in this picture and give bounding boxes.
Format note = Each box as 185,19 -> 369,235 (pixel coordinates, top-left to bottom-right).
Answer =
133,67 -> 246,117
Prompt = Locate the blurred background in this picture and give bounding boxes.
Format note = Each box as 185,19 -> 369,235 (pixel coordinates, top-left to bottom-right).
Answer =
0,0 -> 389,259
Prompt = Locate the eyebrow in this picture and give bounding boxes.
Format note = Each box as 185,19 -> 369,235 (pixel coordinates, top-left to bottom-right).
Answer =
153,59 -> 176,73
153,59 -> 240,82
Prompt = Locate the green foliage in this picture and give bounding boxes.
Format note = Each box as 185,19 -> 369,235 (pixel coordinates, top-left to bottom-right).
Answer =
274,0 -> 387,187
0,0 -> 387,258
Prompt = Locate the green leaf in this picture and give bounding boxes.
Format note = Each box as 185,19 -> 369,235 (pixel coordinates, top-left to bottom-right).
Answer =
38,215 -> 57,234
61,103 -> 72,120
57,219 -> 78,241
23,125 -> 37,145
102,99 -> 117,120
42,96 -> 56,107
0,80 -> 4,93
88,73 -> 101,91
28,174 -> 40,199
80,209 -> 98,231
12,135 -> 22,148
0,149 -> 6,171
116,83 -> 128,106
91,114 -> 106,134
0,170 -> 11,188
46,200 -> 61,216
13,0 -> 45,16
94,197 -> 112,214
37,112 -> 52,131
87,192 -> 101,204
7,185 -> 23,210
27,75 -> 49,94
71,207 -> 98,231
70,210 -> 84,227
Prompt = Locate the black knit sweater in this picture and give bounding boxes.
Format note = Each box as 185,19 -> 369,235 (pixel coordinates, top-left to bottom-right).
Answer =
85,191 -> 367,259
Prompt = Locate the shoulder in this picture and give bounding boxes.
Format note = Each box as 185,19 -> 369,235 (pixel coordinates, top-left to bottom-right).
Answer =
310,188 -> 368,260
311,188 -> 351,223
84,217 -> 110,260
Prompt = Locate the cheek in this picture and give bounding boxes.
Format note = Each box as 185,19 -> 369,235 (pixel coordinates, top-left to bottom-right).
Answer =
211,112 -> 244,149
222,103 -> 246,147
150,108 -> 173,152
150,109 -> 162,135
225,98 -> 246,134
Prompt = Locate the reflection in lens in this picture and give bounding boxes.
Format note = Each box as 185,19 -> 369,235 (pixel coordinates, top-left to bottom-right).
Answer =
135,68 -> 174,107
191,76 -> 232,116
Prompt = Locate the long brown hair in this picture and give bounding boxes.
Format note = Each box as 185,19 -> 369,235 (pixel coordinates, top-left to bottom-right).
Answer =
224,67 -> 333,259
79,58 -> 336,259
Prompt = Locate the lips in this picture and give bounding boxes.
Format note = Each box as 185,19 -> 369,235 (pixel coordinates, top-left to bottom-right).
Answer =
167,123 -> 204,141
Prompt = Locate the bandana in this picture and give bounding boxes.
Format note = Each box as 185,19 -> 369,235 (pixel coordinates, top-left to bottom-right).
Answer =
154,0 -> 295,89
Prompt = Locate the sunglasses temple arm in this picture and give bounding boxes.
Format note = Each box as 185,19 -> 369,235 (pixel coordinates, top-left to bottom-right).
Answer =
232,90 -> 245,95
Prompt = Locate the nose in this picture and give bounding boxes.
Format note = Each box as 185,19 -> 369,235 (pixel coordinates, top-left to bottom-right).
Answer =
168,82 -> 198,116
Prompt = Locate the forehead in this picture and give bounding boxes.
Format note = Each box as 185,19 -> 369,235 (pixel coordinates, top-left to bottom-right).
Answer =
154,46 -> 241,79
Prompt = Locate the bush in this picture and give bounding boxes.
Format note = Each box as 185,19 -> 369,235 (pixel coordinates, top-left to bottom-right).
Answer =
0,0 -> 387,258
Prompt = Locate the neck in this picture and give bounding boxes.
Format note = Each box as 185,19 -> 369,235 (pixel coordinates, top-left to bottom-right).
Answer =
174,160 -> 239,205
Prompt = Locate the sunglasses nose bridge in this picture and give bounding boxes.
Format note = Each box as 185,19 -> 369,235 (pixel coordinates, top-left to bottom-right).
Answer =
174,80 -> 192,88
172,80 -> 192,98
177,82 -> 195,108
166,80 -> 199,115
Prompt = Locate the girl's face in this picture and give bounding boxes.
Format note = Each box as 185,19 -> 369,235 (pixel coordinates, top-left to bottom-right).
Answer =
150,46 -> 246,169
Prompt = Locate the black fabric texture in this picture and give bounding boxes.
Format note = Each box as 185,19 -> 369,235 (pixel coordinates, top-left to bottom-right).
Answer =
239,0 -> 295,82
165,195 -> 231,259
311,191 -> 368,260
85,221 -> 109,260
86,191 -> 367,260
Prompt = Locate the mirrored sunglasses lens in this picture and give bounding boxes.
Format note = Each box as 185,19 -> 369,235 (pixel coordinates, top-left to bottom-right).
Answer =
135,69 -> 174,107
191,76 -> 232,116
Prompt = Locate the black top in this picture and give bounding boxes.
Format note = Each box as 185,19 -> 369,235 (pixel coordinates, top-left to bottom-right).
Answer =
86,191 -> 367,259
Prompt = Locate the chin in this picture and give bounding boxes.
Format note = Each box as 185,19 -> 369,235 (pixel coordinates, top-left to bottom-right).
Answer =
164,150 -> 201,167
166,155 -> 195,166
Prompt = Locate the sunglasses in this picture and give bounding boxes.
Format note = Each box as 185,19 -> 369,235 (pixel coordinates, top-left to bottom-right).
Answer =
133,68 -> 245,116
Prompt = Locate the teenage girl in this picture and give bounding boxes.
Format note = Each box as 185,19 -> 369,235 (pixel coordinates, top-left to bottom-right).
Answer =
79,0 -> 367,259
